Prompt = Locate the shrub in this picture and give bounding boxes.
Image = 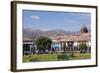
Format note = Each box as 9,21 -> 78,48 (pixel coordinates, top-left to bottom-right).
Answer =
57,54 -> 69,60
78,43 -> 87,53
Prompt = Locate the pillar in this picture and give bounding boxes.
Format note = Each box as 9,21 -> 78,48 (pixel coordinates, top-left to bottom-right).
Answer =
29,44 -> 32,55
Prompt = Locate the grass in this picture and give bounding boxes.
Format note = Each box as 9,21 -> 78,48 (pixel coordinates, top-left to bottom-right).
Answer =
23,54 -> 58,62
74,53 -> 90,58
23,52 -> 91,63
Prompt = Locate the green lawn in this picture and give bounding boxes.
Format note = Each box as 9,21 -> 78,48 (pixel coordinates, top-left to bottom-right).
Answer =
23,52 -> 91,63
23,54 -> 58,62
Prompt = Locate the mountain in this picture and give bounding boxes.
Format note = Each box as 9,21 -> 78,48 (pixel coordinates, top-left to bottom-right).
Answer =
23,28 -> 43,39
23,28 -> 79,40
43,29 -> 70,36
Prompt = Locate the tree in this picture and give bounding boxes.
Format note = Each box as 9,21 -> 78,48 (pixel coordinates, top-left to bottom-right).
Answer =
35,36 -> 52,52
78,43 -> 87,53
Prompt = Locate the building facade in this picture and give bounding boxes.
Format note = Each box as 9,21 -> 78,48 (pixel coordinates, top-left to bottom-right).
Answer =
23,25 -> 91,55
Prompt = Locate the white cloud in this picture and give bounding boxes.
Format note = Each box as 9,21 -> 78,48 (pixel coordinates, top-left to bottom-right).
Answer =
69,12 -> 90,16
30,15 -> 40,20
69,12 -> 90,19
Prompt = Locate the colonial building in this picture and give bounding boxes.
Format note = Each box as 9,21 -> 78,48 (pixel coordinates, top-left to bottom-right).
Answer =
23,37 -> 33,55
23,25 -> 91,55
80,24 -> 89,33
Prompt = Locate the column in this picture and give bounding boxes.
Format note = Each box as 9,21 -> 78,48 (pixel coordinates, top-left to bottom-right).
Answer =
59,43 -> 61,52
29,44 -> 32,55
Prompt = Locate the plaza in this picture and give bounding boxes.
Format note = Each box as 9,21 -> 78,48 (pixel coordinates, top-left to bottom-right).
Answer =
23,25 -> 91,55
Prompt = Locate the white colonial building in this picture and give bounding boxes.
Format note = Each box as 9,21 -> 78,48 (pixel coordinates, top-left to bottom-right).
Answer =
23,25 -> 91,55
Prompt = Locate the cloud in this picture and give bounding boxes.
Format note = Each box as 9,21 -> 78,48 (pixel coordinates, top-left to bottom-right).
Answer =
69,12 -> 90,16
36,24 -> 50,31
68,12 -> 91,19
30,15 -> 40,20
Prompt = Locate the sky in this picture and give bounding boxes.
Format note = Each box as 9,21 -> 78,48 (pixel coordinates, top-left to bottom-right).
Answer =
23,10 -> 91,32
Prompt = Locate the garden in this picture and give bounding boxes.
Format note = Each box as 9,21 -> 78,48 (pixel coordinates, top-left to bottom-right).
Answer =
23,52 -> 91,62
23,36 -> 91,62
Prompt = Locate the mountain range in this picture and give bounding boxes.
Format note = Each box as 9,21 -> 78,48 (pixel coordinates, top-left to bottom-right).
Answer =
23,28 -> 81,40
